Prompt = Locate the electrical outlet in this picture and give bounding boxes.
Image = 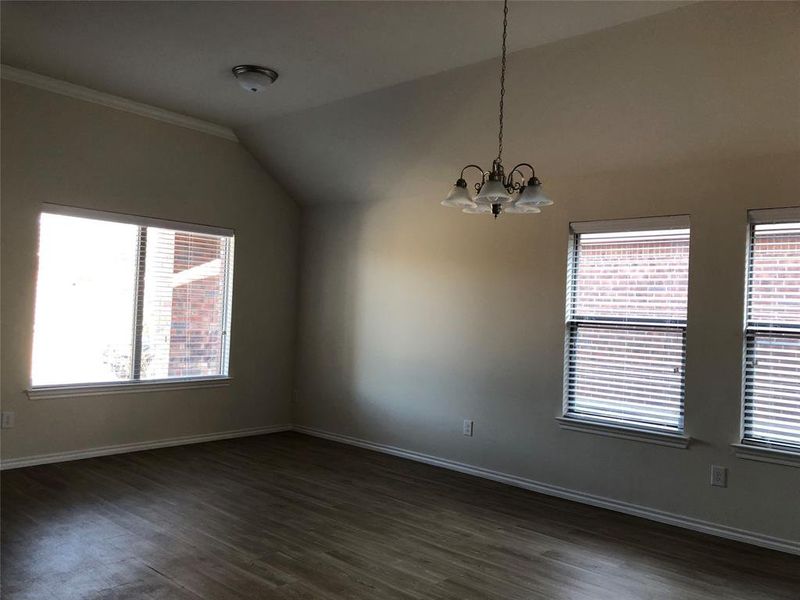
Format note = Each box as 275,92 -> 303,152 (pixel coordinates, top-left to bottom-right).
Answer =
1,412 -> 15,429
463,419 -> 474,437
710,465 -> 727,488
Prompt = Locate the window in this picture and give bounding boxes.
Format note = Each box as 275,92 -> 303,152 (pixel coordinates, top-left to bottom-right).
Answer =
742,210 -> 800,451
31,205 -> 234,388
564,217 -> 690,433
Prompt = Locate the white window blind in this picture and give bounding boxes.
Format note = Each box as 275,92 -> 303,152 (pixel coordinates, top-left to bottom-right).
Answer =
565,220 -> 690,431
743,220 -> 800,450
31,207 -> 234,387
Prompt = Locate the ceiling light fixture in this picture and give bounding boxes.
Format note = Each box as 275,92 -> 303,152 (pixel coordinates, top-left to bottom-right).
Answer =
441,0 -> 553,219
232,64 -> 279,93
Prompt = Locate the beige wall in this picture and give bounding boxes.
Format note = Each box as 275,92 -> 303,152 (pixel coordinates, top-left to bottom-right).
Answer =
284,2 -> 800,543
1,81 -> 299,460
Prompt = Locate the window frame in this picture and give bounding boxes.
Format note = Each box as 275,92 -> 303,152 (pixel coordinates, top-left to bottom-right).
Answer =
559,215 -> 691,447
736,207 -> 800,465
28,203 -> 235,397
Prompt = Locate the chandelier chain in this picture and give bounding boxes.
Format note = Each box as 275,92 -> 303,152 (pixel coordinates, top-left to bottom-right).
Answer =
441,0 -> 552,218
497,0 -> 508,164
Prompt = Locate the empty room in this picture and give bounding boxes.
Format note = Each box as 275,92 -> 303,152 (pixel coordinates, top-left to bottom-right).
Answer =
1,1 -> 799,598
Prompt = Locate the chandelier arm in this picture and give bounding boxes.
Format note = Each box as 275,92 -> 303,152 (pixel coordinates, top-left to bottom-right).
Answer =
505,170 -> 525,192
508,163 -> 536,179
474,178 -> 487,193
459,164 -> 486,180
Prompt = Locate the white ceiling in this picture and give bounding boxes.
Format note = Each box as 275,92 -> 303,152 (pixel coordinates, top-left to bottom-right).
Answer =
2,1 -> 688,128
236,2 -> 797,207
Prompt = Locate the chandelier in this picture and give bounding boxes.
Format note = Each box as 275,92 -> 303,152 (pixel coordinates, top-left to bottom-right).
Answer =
441,0 -> 553,218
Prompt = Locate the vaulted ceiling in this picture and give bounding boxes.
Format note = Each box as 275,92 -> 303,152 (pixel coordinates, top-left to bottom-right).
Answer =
2,1 -> 697,204
1,1 -> 687,124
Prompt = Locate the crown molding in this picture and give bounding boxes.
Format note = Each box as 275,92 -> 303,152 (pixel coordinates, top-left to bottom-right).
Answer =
1,64 -> 238,143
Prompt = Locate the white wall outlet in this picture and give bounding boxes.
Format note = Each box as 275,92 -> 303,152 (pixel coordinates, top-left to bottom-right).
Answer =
710,465 -> 727,487
463,419 -> 474,437
1,411 -> 15,429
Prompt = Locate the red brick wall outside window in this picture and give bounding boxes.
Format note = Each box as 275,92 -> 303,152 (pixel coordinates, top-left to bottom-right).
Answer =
140,227 -> 233,381
167,233 -> 226,378
743,223 -> 800,448
566,227 -> 690,431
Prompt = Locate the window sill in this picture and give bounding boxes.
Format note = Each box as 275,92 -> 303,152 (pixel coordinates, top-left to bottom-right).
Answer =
556,416 -> 690,449
732,443 -> 800,468
26,377 -> 232,400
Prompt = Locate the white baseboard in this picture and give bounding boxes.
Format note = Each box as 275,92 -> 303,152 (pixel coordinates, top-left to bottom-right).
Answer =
0,424 -> 292,470
293,425 -> 800,556
3,422 -> 796,555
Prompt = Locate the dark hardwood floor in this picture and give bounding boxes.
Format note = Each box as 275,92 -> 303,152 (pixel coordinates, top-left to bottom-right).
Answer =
1,432 -> 798,600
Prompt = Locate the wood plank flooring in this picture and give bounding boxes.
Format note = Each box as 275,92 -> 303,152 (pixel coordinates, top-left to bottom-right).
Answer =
2,432 -> 798,599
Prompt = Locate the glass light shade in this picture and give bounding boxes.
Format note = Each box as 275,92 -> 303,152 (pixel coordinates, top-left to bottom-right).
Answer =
474,179 -> 513,205
504,203 -> 541,214
441,184 -> 475,208
235,71 -> 274,93
516,184 -> 553,207
462,204 -> 492,214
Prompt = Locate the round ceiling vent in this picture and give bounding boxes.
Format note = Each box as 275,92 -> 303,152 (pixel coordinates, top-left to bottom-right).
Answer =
232,65 -> 279,93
